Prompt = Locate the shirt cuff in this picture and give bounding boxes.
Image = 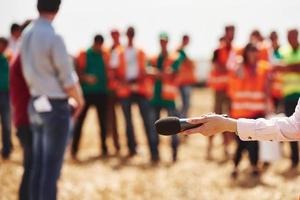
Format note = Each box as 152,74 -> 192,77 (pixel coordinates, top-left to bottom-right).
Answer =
237,118 -> 256,141
62,71 -> 79,89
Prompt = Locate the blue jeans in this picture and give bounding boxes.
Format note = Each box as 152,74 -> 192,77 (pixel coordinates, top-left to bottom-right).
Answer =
179,86 -> 192,117
120,94 -> 159,159
0,91 -> 12,158
152,105 -> 179,159
16,125 -> 33,200
28,98 -> 71,200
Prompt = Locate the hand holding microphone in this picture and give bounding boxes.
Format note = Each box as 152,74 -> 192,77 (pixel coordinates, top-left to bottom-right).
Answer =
155,114 -> 236,137
155,117 -> 203,136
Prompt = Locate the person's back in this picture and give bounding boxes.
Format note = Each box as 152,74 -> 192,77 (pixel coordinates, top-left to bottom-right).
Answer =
19,1 -> 84,200
21,18 -> 76,98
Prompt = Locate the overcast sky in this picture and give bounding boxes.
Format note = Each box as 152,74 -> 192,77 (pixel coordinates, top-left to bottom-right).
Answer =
1,0 -> 300,58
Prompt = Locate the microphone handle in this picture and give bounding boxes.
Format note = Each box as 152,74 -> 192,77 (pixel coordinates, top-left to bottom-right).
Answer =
180,121 -> 203,132
179,114 -> 228,132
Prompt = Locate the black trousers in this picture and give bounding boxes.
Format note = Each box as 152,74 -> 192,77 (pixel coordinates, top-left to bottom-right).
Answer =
16,125 -> 33,200
233,115 -> 264,167
284,98 -> 299,166
71,93 -> 108,155
234,137 -> 259,167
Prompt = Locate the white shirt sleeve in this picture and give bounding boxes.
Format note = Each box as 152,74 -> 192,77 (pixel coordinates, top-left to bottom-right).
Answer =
237,99 -> 300,141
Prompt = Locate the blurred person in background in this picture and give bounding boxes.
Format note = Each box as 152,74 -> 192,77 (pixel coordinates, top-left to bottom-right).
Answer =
116,26 -> 159,162
269,31 -> 283,111
249,30 -> 283,170
10,55 -> 32,200
277,29 -> 300,170
257,31 -> 283,170
148,32 -> 180,162
71,34 -> 110,160
227,43 -> 271,178
20,0 -> 84,199
107,29 -> 124,154
9,20 -> 32,200
249,30 -> 269,61
0,37 -> 12,160
269,31 -> 282,63
7,23 -> 22,60
173,34 -> 197,118
207,25 -> 236,160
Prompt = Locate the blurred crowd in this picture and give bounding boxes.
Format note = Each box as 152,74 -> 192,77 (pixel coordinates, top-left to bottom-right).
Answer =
208,25 -> 300,178
0,0 -> 300,199
1,23 -> 196,162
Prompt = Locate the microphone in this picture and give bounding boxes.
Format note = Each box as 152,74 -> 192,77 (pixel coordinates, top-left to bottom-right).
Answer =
155,117 -> 202,136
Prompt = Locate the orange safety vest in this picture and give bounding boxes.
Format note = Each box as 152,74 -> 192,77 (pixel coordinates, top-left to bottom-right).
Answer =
150,54 -> 178,101
175,58 -> 197,86
208,47 -> 231,91
229,60 -> 270,119
116,48 -> 153,98
108,45 -> 126,91
270,71 -> 283,99
258,48 -> 269,61
256,41 -> 270,61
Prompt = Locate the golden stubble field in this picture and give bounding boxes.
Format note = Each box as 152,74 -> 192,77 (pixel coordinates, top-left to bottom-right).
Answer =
0,88 -> 300,200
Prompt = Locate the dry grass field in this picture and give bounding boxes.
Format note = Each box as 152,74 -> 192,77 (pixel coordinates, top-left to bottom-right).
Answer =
1,88 -> 300,200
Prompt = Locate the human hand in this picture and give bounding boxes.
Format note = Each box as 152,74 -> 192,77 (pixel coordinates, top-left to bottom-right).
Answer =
180,114 -> 237,137
84,75 -> 97,84
71,96 -> 85,120
65,83 -> 85,120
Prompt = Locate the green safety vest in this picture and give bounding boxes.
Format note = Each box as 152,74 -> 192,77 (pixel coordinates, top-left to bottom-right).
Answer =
81,48 -> 108,94
280,45 -> 300,99
0,54 -> 9,92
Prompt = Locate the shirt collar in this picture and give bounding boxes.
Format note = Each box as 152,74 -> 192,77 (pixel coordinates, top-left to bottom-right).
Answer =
35,17 -> 54,30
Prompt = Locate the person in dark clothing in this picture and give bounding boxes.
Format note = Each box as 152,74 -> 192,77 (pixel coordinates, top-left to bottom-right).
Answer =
10,55 -> 32,200
0,37 -> 12,159
71,34 -> 110,159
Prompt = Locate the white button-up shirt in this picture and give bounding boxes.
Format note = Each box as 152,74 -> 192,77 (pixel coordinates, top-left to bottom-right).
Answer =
124,47 -> 139,81
237,99 -> 300,141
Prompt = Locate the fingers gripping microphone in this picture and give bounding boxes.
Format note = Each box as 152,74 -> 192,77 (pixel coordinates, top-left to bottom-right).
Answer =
155,117 -> 202,136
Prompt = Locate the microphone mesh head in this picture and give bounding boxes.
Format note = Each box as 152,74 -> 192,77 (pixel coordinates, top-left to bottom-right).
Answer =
155,117 -> 181,135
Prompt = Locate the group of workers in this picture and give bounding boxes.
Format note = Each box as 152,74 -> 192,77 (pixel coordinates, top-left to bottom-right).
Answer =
71,27 -> 197,163
208,25 -> 300,178
0,24 -> 198,165
0,1 -> 197,197
0,1 -> 300,199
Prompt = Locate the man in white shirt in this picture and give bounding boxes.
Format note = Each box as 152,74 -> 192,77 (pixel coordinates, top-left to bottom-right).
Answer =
117,27 -> 159,162
8,23 -> 22,57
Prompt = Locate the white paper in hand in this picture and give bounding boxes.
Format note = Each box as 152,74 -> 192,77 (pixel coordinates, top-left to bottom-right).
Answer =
33,96 -> 52,113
